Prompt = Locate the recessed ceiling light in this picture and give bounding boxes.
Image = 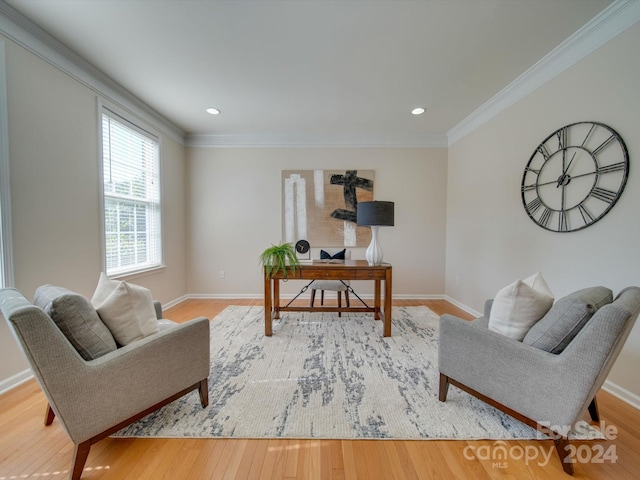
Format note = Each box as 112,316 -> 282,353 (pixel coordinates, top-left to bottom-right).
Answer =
206,108 -> 221,115
411,107 -> 426,115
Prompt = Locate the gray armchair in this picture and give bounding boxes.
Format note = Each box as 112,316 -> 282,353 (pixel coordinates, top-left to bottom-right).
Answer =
438,286 -> 640,475
0,286 -> 210,480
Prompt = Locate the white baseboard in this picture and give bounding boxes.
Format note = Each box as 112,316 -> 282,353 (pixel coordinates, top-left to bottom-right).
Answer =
443,295 -> 482,318
187,293 -> 263,300
0,368 -> 32,395
393,294 -> 445,300
603,380 -> 640,410
162,294 -> 190,309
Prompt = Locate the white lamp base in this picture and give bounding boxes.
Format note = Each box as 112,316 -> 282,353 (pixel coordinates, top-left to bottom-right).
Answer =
365,226 -> 384,266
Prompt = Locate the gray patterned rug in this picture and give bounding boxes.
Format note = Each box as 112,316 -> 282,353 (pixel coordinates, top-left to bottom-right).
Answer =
112,306 -> 564,440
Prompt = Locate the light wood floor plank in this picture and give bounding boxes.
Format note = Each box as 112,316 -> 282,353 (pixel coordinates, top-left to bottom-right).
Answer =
1,298 -> 639,480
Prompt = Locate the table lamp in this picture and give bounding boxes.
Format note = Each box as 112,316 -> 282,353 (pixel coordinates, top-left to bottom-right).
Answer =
357,201 -> 395,266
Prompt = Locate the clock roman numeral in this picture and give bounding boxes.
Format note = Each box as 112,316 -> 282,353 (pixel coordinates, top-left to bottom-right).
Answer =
537,144 -> 551,160
580,124 -> 596,148
592,134 -> 616,156
525,167 -> 540,174
526,197 -> 542,215
596,162 -> 626,174
521,184 -> 536,193
558,211 -> 568,232
590,187 -> 617,204
557,127 -> 568,150
539,207 -> 552,228
578,203 -> 594,225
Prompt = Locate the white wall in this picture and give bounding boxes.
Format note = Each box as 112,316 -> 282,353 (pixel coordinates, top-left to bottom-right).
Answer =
0,37 -> 189,389
446,23 -> 640,396
186,147 -> 447,298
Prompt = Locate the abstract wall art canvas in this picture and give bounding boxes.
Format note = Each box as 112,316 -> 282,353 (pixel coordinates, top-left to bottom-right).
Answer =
282,169 -> 374,247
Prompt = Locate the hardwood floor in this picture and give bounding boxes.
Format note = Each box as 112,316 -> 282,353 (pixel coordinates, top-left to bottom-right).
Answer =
1,298 -> 639,480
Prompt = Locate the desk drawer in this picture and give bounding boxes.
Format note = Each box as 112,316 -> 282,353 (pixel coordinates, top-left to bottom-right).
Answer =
303,269 -> 351,280
354,269 -> 386,280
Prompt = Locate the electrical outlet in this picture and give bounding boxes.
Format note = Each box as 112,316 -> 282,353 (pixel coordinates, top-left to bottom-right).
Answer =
455,276 -> 460,286
219,270 -> 225,279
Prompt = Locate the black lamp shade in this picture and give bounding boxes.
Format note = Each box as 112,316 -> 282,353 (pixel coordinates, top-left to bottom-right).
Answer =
357,201 -> 395,226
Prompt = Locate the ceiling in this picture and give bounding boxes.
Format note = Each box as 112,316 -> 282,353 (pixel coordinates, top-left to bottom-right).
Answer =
4,0 -> 613,144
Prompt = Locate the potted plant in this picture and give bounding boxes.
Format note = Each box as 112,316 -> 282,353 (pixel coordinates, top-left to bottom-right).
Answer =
259,243 -> 300,278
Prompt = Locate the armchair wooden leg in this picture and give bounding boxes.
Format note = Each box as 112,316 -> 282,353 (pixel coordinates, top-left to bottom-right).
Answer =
310,289 -> 316,307
345,290 -> 350,308
199,378 -> 209,408
553,437 -> 575,475
71,441 -> 91,480
442,375 -> 578,474
338,291 -> 342,317
44,403 -> 55,426
588,396 -> 600,422
320,290 -> 325,305
438,373 -> 450,402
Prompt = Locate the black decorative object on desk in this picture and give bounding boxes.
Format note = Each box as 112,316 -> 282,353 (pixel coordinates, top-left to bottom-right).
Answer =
295,239 -> 311,262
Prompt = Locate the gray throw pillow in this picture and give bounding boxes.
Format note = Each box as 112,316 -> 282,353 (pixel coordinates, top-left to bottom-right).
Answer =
523,286 -> 613,354
34,285 -> 117,360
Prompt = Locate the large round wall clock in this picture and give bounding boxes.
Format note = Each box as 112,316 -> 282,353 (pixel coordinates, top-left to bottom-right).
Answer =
521,121 -> 629,232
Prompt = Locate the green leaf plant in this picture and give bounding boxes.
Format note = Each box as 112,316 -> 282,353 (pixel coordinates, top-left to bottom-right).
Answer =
259,243 -> 300,278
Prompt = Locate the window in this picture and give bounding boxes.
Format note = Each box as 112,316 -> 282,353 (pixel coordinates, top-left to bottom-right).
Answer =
0,153 -> 10,289
0,167 -> 10,289
100,107 -> 162,276
0,40 -> 13,288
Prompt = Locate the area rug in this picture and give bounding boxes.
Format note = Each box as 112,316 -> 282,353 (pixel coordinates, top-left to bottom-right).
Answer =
113,306 -> 588,440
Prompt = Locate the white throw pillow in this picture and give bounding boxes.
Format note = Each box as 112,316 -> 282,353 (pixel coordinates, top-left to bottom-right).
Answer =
91,273 -> 159,346
488,272 -> 554,341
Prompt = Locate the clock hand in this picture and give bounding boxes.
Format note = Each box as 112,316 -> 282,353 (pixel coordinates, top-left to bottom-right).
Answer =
536,179 -> 560,187
539,169 -> 599,189
563,151 -> 578,174
556,151 -> 578,188
568,170 -> 598,180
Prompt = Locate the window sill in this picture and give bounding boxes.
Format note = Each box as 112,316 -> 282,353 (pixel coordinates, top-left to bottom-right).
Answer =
108,265 -> 167,281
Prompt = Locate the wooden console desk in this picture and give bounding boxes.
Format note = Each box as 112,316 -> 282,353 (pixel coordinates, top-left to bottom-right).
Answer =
263,260 -> 392,337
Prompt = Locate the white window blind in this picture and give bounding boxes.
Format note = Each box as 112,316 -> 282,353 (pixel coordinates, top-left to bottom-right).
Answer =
0,119 -> 6,289
0,189 -> 7,289
0,39 -> 12,288
101,109 -> 162,276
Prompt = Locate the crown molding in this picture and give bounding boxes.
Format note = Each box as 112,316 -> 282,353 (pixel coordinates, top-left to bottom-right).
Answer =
2,1 -> 637,149
447,0 -> 640,146
0,2 -> 185,144
185,132 -> 448,148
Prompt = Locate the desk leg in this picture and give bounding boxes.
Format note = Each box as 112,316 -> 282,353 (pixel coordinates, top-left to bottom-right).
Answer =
274,279 -> 280,319
374,280 -> 381,320
384,268 -> 392,337
264,273 -> 272,336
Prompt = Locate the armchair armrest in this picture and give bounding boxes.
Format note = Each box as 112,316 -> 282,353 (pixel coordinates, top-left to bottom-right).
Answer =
49,317 -> 210,443
439,314 -> 596,428
483,299 -> 493,319
153,300 -> 163,319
